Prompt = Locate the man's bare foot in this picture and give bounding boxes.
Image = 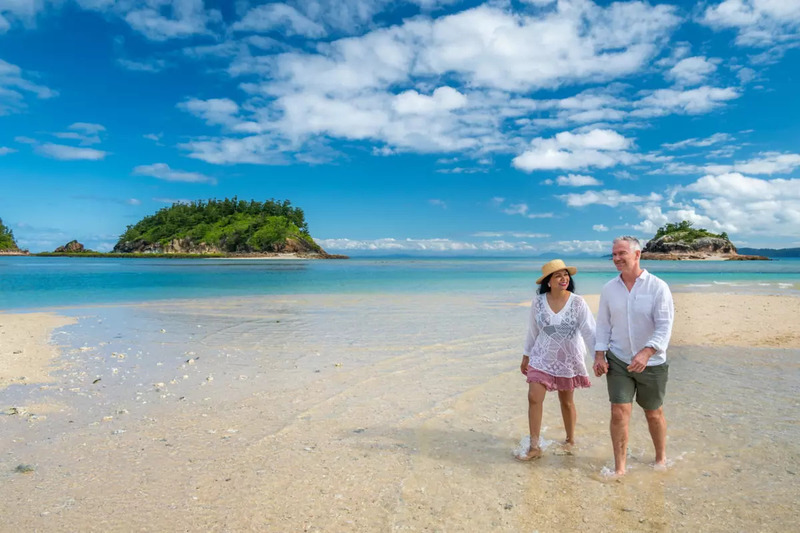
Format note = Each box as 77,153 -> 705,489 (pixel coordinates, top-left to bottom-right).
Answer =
514,446 -> 543,461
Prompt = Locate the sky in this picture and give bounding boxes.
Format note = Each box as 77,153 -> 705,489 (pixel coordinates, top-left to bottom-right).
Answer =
1,0 -> 799,255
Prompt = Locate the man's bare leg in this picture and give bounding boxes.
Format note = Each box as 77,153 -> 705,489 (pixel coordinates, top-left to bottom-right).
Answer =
611,403 -> 632,475
558,389 -> 576,445
644,407 -> 667,467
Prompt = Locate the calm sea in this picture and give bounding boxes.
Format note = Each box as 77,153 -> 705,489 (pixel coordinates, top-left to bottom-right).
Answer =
1,255 -> 800,310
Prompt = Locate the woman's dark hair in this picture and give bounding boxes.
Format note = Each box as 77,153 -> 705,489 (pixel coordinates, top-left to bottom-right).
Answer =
538,272 -> 576,294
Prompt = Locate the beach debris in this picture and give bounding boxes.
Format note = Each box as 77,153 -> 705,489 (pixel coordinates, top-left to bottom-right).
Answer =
186,358 -> 196,365
92,378 -> 101,384
154,382 -> 165,391
334,362 -> 343,367
5,407 -> 20,416
206,375 -> 213,382
503,503 -> 513,511
13,350 -> 22,354
353,428 -> 366,434
160,329 -> 166,333
102,416 -> 113,422
112,429 -> 126,435
15,464 -> 35,474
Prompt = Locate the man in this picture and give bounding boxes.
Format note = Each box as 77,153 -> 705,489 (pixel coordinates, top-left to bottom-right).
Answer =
593,236 -> 674,476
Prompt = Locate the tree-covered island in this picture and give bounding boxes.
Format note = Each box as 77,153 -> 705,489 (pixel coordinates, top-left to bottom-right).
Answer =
0,218 -> 26,255
642,221 -> 768,260
110,198 -> 345,258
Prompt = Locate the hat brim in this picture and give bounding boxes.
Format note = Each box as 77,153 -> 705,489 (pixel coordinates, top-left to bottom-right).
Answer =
536,266 -> 577,284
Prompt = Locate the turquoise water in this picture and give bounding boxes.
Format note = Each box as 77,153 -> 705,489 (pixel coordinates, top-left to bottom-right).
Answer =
1,256 -> 800,310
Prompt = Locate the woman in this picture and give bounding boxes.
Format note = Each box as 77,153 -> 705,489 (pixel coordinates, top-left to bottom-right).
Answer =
516,259 -> 596,461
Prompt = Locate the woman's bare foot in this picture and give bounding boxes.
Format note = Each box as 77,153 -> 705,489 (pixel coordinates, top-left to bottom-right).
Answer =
514,446 -> 543,461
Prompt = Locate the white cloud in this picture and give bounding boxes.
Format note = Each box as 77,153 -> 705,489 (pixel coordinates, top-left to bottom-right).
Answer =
117,58 -> 168,73
393,87 -> 467,115
662,132 -> 733,150
181,1 -> 687,164
593,224 -> 608,231
559,189 -> 662,207
36,143 -> 107,160
52,122 -> 106,145
513,129 -> 636,172
635,173 -> 800,239
0,146 -> 16,155
705,152 -> 800,175
702,0 -> 800,47
500,202 -> 554,219
632,86 -> 740,117
429,199 -> 447,209
0,58 -> 57,115
133,163 -> 217,184
667,56 -> 719,86
233,3 -> 326,38
556,174 -> 602,187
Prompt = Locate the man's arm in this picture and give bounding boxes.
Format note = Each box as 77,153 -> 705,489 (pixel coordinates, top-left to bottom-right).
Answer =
593,290 -> 611,377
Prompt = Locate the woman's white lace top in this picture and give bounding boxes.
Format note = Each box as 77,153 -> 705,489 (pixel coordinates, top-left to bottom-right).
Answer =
523,293 -> 596,378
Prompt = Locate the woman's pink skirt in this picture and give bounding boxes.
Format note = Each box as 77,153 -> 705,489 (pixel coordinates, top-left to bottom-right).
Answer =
527,368 -> 591,391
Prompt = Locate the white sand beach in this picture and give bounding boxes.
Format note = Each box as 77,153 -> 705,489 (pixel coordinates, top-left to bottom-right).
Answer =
1,292 -> 799,531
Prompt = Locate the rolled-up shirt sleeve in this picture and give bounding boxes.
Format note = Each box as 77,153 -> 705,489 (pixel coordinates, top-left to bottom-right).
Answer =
594,289 -> 611,353
523,298 -> 538,356
646,283 -> 674,353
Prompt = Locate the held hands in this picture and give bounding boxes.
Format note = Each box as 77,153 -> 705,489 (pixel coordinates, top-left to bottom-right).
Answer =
520,355 -> 529,376
593,352 -> 608,377
626,347 -> 656,373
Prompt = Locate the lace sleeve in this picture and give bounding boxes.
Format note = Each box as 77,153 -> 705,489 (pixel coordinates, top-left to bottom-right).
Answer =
522,296 -> 539,356
576,296 -> 596,354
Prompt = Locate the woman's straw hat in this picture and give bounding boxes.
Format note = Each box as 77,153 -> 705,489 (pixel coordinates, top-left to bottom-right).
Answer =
536,259 -> 578,284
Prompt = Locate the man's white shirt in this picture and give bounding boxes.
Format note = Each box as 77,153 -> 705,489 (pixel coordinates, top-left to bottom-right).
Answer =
594,269 -> 674,366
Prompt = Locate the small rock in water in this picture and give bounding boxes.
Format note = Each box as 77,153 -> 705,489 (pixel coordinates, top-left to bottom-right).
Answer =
15,464 -> 35,474
159,329 -> 166,333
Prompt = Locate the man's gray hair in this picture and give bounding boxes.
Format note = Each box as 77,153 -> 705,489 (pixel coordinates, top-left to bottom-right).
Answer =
613,235 -> 642,252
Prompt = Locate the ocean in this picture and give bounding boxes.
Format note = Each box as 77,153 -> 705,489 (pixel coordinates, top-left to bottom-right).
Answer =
2,255 -> 800,310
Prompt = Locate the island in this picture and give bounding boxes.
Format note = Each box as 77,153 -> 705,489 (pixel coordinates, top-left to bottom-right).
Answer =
112,198 -> 346,259
642,221 -> 769,261
0,218 -> 27,255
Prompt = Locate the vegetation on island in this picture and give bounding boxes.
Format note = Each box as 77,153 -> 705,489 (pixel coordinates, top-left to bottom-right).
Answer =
0,218 -> 21,251
114,197 -> 329,255
651,220 -> 728,243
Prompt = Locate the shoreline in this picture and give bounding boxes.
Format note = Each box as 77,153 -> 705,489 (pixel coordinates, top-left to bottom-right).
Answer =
2,291 -> 798,531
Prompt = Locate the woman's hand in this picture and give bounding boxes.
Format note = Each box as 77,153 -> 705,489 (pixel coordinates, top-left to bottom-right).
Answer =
520,355 -> 529,376
593,351 -> 608,377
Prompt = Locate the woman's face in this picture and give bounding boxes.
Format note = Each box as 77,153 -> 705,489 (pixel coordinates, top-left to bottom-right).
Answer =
550,269 -> 570,291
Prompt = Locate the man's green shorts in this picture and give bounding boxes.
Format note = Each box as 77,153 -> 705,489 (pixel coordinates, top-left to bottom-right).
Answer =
606,351 -> 668,410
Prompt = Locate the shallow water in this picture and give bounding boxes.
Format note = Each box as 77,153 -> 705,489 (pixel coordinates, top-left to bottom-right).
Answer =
1,290 -> 798,531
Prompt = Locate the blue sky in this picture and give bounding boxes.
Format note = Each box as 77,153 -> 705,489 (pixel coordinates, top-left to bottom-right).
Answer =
1,0 -> 799,255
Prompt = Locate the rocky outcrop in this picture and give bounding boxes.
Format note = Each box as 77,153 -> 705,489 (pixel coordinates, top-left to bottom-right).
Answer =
643,236 -> 768,261
54,240 -> 91,253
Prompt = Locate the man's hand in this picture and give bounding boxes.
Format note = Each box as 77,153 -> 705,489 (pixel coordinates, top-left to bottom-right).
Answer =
627,347 -> 656,373
520,355 -> 529,376
593,351 -> 608,377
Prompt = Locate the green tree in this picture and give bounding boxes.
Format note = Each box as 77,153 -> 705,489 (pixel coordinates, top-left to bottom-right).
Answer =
0,218 -> 19,250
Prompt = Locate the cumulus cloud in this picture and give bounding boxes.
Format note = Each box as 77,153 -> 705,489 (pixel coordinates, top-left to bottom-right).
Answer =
593,224 -> 608,231
513,129 -> 636,172
667,56 -> 719,86
556,174 -> 602,187
36,143 -> 107,160
180,1 -> 689,164
133,163 -> 217,184
701,0 -> 800,48
0,146 -> 16,155
704,152 -> 800,175
52,122 -> 106,145
632,173 -> 800,239
632,86 -> 740,117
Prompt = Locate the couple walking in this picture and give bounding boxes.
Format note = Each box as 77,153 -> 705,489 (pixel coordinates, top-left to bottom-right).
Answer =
516,236 -> 674,476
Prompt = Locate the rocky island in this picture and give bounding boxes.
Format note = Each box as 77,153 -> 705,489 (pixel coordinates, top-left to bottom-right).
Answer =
642,221 -> 768,261
113,198 -> 346,259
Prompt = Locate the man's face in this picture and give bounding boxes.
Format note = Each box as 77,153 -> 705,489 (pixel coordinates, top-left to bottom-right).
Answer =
611,240 -> 638,272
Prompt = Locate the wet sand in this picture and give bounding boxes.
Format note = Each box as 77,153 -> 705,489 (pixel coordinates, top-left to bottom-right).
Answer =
1,293 -> 799,531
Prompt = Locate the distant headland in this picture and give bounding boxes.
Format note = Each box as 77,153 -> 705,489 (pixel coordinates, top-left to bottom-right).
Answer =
0,199 -> 347,259
641,221 -> 769,261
